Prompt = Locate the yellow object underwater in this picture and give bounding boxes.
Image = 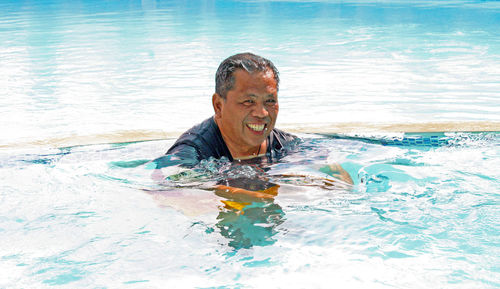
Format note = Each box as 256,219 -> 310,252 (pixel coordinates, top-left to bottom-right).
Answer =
219,185 -> 280,214
221,200 -> 251,214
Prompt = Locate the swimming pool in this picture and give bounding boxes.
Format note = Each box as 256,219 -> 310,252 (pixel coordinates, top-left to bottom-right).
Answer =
1,133 -> 499,287
1,0 -> 499,145
1,0 -> 499,288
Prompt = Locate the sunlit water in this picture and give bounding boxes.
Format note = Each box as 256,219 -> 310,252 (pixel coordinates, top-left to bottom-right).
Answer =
1,133 -> 499,287
1,0 -> 500,288
1,0 -> 499,144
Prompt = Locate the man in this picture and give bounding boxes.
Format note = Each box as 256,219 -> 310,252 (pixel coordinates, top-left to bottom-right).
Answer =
164,52 -> 296,166
154,52 -> 352,191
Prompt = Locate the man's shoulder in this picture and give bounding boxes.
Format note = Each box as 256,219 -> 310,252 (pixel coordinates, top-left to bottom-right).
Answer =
180,117 -> 217,138
269,127 -> 298,152
166,117 -> 230,161
169,117 -> 218,147
271,127 -> 296,142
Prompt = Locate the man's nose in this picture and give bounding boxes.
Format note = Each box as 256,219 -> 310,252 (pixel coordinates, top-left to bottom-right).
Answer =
252,101 -> 269,118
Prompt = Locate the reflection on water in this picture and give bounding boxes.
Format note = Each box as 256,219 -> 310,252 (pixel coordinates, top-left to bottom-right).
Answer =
214,178 -> 284,249
0,133 -> 499,287
217,200 -> 285,249
2,0 -> 500,145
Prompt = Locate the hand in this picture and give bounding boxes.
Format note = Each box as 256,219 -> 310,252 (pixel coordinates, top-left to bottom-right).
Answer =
320,163 -> 353,185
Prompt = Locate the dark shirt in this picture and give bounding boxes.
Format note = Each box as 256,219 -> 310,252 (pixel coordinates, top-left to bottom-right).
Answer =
161,117 -> 296,167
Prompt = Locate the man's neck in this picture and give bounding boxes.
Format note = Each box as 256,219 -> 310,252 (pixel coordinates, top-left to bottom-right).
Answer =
223,136 -> 267,160
231,141 -> 267,160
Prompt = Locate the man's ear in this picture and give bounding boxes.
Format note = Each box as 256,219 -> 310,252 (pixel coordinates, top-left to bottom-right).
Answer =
212,93 -> 223,118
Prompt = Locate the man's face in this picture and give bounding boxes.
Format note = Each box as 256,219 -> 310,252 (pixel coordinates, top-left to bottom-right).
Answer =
213,68 -> 279,154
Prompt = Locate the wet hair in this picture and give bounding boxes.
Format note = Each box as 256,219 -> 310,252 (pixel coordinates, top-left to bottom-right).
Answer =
215,52 -> 280,99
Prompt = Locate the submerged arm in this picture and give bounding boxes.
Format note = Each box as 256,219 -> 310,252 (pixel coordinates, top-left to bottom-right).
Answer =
320,163 -> 353,184
213,184 -> 278,200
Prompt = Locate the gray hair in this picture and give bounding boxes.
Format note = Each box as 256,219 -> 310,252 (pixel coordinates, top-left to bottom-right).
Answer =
215,52 -> 280,99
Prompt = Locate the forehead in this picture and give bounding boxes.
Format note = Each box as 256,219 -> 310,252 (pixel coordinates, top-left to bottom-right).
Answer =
232,69 -> 278,95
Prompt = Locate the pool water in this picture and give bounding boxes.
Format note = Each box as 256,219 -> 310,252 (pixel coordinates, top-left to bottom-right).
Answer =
1,133 -> 499,287
1,0 -> 499,145
1,0 -> 500,287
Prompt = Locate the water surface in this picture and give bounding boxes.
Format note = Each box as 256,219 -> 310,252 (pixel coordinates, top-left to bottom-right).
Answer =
1,0 -> 499,144
1,133 -> 499,287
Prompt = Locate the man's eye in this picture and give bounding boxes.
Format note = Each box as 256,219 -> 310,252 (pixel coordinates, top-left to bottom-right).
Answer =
266,99 -> 277,104
243,100 -> 254,105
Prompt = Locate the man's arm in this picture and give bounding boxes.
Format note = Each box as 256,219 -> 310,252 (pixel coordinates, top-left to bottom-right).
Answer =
319,163 -> 353,184
152,144 -> 279,199
214,184 -> 278,200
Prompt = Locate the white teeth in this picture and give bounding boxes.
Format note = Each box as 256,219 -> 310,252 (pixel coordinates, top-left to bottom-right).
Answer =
247,123 -> 265,132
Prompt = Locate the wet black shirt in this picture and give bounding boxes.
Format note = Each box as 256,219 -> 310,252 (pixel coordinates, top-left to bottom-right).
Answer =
163,117 -> 296,167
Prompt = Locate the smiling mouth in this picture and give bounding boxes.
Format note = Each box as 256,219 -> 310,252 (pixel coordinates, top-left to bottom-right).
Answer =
247,123 -> 267,132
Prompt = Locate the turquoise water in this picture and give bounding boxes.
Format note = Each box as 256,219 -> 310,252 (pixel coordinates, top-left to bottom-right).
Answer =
1,133 -> 499,287
1,0 -> 500,288
1,0 -> 499,144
